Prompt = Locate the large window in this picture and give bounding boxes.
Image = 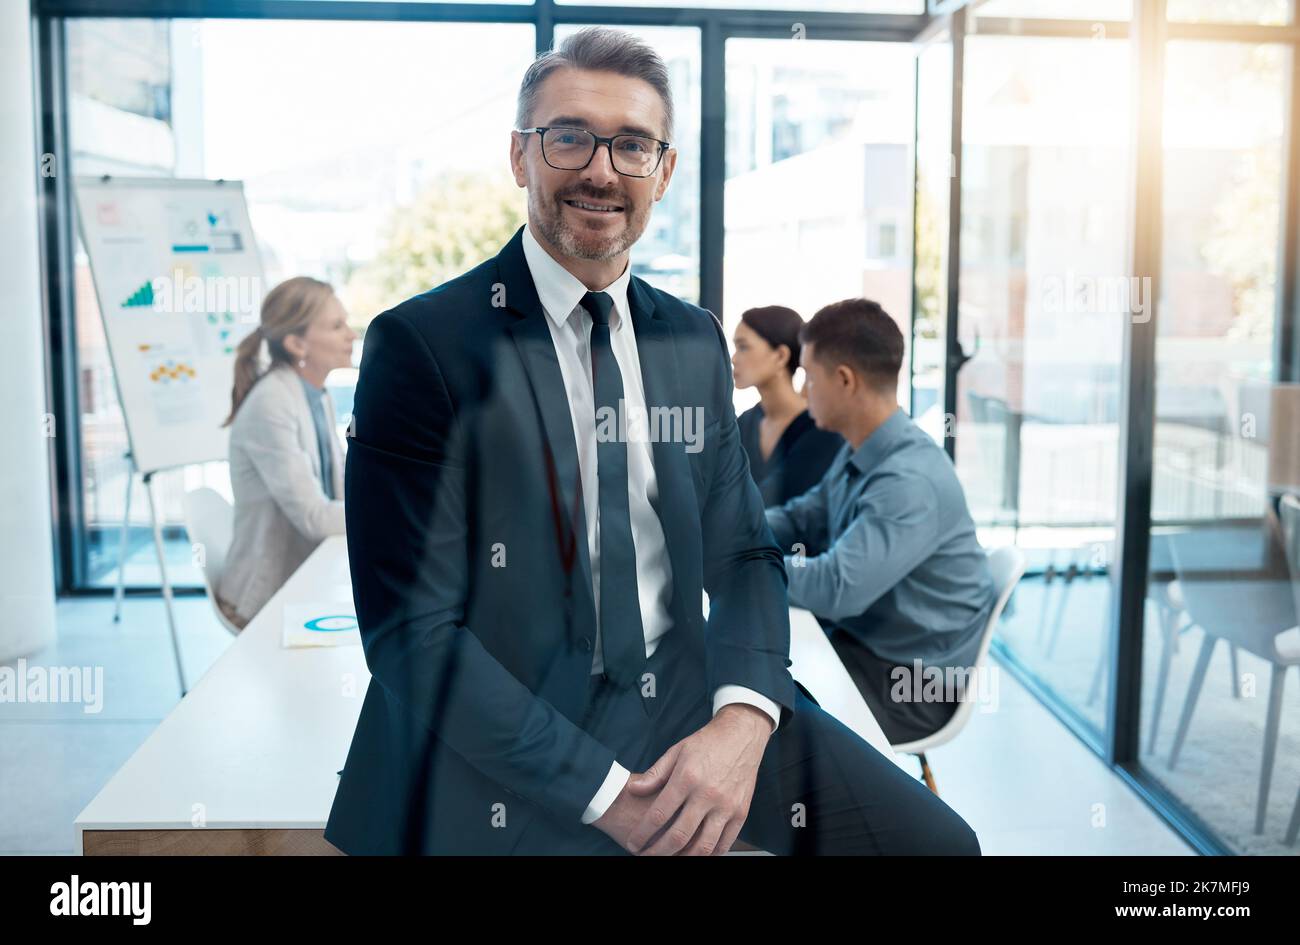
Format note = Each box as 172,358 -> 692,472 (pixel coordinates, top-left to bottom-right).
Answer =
1139,40 -> 1294,856
955,31 -> 1132,739
723,38 -> 915,413
66,17 -> 534,588
911,29 -> 952,431
943,6 -> 1300,856
554,24 -> 701,303
56,6 -> 921,592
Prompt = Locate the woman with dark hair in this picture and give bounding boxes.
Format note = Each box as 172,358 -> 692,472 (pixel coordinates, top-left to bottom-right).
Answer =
732,305 -> 844,507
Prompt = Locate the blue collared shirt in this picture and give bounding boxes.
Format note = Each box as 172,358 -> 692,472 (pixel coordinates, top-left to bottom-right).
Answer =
299,375 -> 336,500
765,407 -> 994,670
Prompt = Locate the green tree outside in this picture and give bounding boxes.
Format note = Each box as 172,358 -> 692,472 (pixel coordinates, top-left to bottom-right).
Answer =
341,170 -> 526,328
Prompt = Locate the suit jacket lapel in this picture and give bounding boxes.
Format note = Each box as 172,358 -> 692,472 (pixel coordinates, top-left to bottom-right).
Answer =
496,225 -> 704,644
498,227 -> 597,631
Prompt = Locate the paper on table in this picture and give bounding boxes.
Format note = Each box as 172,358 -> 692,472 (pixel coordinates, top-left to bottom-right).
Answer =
282,601 -> 361,648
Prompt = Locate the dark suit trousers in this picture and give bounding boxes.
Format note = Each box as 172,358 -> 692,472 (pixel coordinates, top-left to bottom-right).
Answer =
826,628 -> 960,746
509,632 -> 980,855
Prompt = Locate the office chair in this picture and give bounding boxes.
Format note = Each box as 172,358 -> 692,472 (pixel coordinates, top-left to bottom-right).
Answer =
893,545 -> 1026,795
1165,516 -> 1300,835
1076,538 -> 1240,747
181,487 -> 240,636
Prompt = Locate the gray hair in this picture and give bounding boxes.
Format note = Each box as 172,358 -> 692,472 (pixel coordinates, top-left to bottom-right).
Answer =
515,27 -> 675,143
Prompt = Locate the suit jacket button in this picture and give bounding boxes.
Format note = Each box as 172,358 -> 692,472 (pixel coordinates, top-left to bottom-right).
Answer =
581,638 -> 592,652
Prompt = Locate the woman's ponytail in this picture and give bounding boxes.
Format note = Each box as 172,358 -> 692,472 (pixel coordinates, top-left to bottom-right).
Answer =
222,276 -> 336,428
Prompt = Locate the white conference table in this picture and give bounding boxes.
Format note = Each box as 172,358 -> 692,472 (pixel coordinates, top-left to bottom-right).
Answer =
76,536 -> 900,855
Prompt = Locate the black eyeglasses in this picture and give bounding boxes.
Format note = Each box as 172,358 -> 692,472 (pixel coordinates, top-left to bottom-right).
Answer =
516,126 -> 671,179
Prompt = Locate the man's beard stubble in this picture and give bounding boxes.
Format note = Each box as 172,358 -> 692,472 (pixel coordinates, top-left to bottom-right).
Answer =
529,186 -> 647,262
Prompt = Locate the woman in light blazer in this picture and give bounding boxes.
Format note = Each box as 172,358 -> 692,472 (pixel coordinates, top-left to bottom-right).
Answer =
215,276 -> 357,630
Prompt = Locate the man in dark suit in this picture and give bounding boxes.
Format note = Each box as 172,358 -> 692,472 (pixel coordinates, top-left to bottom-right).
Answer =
324,26 -> 980,855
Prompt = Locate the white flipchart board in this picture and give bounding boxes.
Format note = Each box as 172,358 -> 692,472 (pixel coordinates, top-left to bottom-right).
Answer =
73,177 -> 265,475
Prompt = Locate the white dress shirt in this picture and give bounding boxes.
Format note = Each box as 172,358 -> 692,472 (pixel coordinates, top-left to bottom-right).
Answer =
519,224 -> 780,825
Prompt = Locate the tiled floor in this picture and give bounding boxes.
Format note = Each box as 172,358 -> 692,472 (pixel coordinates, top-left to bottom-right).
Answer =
0,594 -> 1193,855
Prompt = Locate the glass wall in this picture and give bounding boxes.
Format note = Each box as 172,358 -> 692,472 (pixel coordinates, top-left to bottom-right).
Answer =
723,38 -> 916,413
66,17 -> 535,587
912,28 -> 953,435
554,24 -> 701,303
1139,40 -> 1295,855
66,17 -> 218,589
943,4 -> 1300,855
954,31 -> 1131,738
56,5 -> 923,592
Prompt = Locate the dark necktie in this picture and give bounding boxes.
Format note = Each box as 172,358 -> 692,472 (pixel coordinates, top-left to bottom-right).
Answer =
583,290 -> 646,688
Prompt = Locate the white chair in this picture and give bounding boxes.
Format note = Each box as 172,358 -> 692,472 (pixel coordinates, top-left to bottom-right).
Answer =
181,487 -> 239,636
1164,517 -> 1300,836
893,546 -> 1026,795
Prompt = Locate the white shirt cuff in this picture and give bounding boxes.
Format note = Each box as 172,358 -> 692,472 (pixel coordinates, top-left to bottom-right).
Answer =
713,685 -> 780,732
581,760 -> 630,825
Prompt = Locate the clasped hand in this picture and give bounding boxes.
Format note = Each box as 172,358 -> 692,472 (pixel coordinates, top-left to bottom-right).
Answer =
593,703 -> 772,856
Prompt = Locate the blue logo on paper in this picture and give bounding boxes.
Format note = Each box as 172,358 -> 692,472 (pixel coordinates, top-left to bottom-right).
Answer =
303,615 -> 358,632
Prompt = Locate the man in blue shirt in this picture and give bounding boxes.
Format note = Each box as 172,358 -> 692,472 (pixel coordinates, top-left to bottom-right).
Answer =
766,298 -> 995,745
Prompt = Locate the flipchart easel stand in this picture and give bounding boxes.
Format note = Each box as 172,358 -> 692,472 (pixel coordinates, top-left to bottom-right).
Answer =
111,449 -> 188,696
77,175 -> 263,700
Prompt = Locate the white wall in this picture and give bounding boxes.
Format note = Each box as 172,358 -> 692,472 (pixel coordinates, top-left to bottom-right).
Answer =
0,0 -> 57,661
